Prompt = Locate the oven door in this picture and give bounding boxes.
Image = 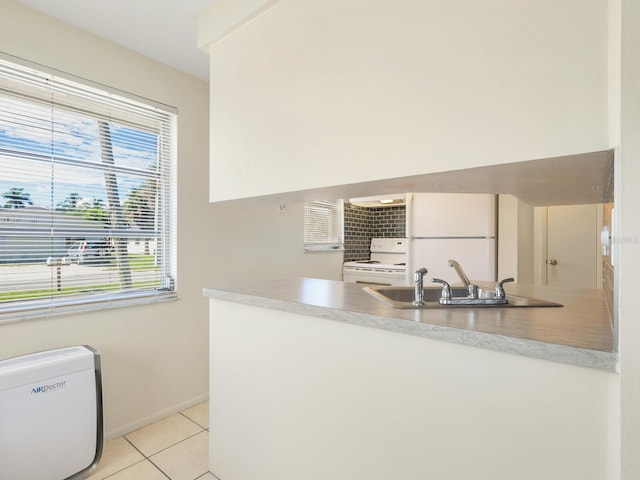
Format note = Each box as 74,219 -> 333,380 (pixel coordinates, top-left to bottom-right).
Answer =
343,266 -> 407,286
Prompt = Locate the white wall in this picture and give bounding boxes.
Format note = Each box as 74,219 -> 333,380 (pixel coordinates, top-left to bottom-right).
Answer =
200,1 -> 640,478
204,201 -> 343,287
497,195 -> 533,283
0,0 -> 210,438
205,0 -> 609,200
199,1 -> 640,478
0,0 -> 342,439
517,200 -> 534,283
210,299 -> 613,480
533,207 -> 548,285
619,0 -> 640,477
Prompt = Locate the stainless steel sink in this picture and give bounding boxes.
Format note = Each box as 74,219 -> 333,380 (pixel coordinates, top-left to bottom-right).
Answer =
364,286 -> 563,309
369,286 -> 469,303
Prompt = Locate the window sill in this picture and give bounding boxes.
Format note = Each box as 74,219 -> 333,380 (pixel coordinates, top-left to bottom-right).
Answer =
304,245 -> 345,253
0,290 -> 177,325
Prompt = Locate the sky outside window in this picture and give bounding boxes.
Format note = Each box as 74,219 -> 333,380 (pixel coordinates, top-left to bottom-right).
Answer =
0,94 -> 158,211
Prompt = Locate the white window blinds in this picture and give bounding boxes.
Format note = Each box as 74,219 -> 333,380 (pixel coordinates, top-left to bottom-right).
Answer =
0,56 -> 177,321
303,200 -> 344,251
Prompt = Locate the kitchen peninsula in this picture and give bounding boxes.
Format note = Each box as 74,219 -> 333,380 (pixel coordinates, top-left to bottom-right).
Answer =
204,278 -> 616,480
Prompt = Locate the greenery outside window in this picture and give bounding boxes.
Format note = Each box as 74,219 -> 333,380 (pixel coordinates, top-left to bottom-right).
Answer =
304,200 -> 344,251
0,55 -> 177,322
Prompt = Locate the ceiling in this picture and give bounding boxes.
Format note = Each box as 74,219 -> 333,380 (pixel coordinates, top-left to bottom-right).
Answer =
15,0 -> 213,81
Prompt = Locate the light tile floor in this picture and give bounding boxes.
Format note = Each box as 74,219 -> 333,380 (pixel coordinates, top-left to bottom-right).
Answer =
87,401 -> 217,480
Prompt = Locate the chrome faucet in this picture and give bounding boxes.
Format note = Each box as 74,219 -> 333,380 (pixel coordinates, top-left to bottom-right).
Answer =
412,267 -> 428,306
448,259 -> 477,298
495,277 -> 515,299
430,262 -> 514,306
448,259 -> 470,287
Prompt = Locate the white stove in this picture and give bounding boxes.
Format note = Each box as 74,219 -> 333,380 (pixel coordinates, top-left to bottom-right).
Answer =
343,238 -> 408,286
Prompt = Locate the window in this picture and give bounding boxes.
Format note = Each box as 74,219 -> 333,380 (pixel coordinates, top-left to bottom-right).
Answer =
303,200 -> 344,251
0,55 -> 176,321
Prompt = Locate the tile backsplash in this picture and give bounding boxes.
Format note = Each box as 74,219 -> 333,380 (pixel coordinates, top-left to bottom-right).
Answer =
371,206 -> 407,238
343,203 -> 406,261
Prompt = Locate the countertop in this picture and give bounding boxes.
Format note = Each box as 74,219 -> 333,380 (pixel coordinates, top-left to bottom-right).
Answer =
204,278 -> 617,372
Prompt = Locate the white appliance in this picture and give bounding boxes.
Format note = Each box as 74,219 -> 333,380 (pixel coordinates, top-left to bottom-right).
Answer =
0,346 -> 103,480
343,237 -> 408,286
407,193 -> 497,285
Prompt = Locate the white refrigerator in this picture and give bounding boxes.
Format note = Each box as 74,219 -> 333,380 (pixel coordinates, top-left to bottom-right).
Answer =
407,193 -> 497,286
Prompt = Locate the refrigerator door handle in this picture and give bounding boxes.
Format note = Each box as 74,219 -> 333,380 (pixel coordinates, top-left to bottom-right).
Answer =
410,236 -> 496,240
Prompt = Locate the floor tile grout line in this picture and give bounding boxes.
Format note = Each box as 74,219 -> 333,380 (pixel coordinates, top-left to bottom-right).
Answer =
145,455 -> 175,480
123,415 -> 206,458
145,428 -> 209,459
123,435 -> 147,458
100,432 -> 208,480
196,473 -> 220,480
96,457 -> 147,480
99,403 -> 209,480
117,437 -> 173,480
144,429 -> 210,480
179,410 -> 209,430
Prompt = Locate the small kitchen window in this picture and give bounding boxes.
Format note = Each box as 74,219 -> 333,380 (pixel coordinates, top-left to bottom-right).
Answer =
304,200 -> 344,252
0,55 -> 177,322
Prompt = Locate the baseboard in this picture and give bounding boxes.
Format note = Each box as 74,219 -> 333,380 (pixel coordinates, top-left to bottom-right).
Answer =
104,392 -> 210,440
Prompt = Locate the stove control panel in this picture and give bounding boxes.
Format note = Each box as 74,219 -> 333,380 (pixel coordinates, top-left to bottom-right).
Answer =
370,238 -> 407,254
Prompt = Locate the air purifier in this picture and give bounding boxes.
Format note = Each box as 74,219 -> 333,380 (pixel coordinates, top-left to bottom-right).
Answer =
0,345 -> 103,480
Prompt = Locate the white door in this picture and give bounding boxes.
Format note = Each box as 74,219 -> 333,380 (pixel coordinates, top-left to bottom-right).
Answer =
545,204 -> 601,289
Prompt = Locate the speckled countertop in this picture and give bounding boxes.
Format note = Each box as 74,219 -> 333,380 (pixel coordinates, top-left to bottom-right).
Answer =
204,278 -> 617,372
